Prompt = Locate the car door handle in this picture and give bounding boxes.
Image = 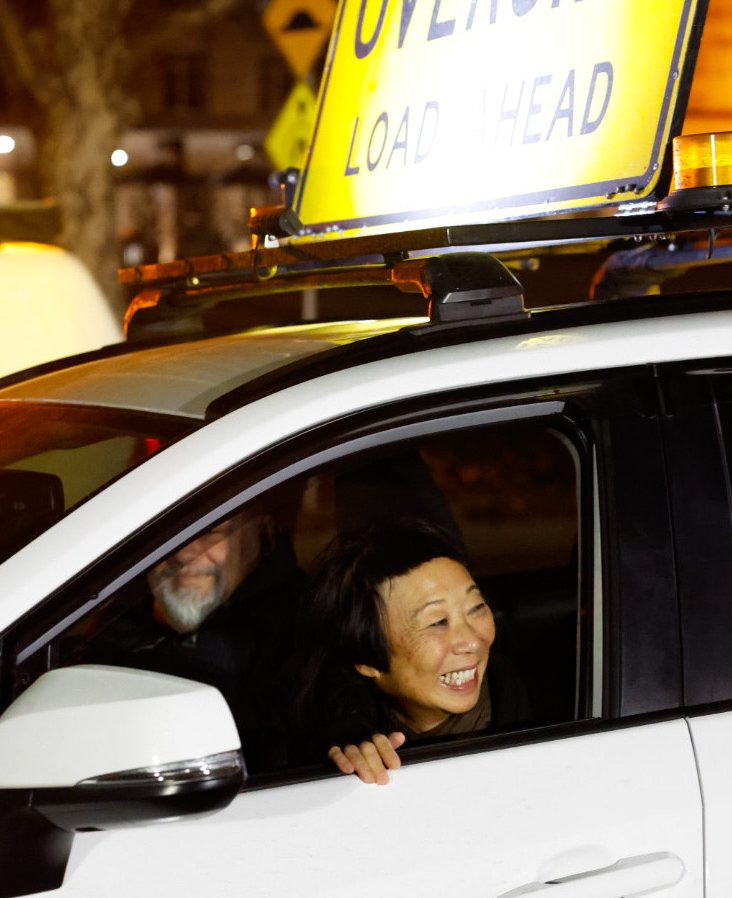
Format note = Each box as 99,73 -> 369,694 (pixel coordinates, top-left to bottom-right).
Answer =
496,852 -> 685,898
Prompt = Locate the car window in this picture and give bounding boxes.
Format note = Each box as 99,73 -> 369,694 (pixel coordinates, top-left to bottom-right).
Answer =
36,409 -> 592,779
654,363 -> 732,710
0,402 -> 196,560
293,425 -> 583,727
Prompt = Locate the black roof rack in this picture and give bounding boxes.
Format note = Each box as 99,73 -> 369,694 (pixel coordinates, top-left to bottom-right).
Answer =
120,206 -> 732,340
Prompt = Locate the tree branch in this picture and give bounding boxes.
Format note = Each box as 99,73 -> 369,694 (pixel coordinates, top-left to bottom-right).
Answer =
167,0 -> 245,26
129,0 -> 245,62
0,0 -> 58,105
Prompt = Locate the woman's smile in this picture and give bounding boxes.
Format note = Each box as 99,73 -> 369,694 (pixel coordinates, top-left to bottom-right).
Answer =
438,665 -> 479,690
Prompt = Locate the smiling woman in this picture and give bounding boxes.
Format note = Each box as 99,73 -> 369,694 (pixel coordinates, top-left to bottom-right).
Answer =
296,518 -> 530,784
355,555 -> 496,735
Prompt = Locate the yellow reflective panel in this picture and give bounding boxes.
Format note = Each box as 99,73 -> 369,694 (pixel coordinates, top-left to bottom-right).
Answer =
672,131 -> 732,190
296,0 -> 701,237
265,81 -> 318,171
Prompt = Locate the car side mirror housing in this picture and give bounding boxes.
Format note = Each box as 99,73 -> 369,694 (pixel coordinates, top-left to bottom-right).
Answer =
0,469 -> 64,563
0,665 -> 244,898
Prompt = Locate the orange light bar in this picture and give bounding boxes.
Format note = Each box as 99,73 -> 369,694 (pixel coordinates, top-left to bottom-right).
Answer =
123,288 -> 162,336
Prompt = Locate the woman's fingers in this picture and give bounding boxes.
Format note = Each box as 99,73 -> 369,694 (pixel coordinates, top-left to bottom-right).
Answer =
388,731 -> 406,750
349,740 -> 385,784
371,733 -> 403,772
328,732 -> 407,785
327,745 -> 356,776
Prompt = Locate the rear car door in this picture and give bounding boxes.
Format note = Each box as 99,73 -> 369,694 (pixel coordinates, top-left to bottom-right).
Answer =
0,362 -> 703,898
661,359 -> 732,898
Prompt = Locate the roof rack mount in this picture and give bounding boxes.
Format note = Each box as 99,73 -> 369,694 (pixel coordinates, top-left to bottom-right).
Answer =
123,251 -> 528,337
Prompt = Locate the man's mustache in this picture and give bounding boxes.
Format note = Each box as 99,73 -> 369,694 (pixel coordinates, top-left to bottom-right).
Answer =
150,562 -> 220,582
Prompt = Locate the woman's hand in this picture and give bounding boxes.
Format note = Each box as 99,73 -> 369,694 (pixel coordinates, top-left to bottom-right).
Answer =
328,732 -> 406,785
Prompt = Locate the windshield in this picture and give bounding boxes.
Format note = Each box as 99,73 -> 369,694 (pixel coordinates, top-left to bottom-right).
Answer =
0,402 -> 197,561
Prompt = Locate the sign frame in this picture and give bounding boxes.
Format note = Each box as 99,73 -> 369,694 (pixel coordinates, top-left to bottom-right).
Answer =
294,0 -> 710,238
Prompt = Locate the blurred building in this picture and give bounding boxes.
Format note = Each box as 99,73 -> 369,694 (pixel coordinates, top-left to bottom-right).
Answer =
0,4 -> 296,263
117,6 -> 297,264
0,0 -> 726,270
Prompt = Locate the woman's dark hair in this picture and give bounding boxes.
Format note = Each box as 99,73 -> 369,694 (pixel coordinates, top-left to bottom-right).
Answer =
296,516 -> 466,746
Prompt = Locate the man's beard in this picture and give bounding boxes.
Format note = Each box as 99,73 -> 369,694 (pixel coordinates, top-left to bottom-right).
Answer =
154,566 -> 227,634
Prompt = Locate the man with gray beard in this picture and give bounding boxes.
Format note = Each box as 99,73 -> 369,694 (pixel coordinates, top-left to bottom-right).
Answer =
148,512 -> 276,636
85,508 -> 304,772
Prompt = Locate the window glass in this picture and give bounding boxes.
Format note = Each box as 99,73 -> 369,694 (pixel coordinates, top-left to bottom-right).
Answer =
294,424 -> 581,729
161,54 -> 206,111
35,415 -> 589,778
0,403 -> 195,560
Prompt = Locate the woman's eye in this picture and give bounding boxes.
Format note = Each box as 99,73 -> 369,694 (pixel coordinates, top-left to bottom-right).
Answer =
469,602 -> 488,615
428,618 -> 448,629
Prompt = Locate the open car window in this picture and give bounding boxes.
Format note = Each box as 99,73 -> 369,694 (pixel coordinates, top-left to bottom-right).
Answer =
35,405 -> 592,781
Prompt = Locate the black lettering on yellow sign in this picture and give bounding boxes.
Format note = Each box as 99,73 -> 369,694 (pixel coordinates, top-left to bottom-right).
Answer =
345,101 -> 439,176
492,61 -> 612,146
353,0 -> 588,58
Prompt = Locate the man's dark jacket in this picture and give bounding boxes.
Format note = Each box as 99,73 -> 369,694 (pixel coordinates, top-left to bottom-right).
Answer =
85,537 -> 304,773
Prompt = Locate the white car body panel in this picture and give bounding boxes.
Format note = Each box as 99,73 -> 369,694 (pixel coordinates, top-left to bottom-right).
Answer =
0,310 -> 729,631
53,720 -> 701,898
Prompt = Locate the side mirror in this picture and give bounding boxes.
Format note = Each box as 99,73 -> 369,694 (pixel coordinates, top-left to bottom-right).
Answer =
0,469 -> 64,562
0,665 -> 243,898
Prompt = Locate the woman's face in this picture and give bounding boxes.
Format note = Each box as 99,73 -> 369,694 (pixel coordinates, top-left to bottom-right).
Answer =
358,556 -> 496,733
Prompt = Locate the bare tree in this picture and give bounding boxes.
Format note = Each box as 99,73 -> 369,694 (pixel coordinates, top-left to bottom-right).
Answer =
0,0 -> 246,314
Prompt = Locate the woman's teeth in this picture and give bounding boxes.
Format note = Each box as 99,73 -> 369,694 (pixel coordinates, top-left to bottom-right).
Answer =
439,668 -> 476,686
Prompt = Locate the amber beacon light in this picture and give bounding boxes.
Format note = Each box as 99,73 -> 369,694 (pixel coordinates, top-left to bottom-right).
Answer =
660,132 -> 732,212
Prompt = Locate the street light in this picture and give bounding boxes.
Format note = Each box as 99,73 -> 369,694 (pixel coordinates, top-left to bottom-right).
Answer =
235,143 -> 255,162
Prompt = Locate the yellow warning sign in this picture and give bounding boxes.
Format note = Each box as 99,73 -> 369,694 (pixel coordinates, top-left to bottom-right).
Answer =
295,0 -> 705,238
265,81 -> 317,171
262,0 -> 336,79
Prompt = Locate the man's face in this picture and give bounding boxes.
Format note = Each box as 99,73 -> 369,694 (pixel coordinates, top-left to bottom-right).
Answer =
147,512 -> 273,634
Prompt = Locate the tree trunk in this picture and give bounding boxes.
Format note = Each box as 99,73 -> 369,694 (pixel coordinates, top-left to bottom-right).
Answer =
39,98 -> 124,315
33,0 -> 132,317
0,0 -> 246,321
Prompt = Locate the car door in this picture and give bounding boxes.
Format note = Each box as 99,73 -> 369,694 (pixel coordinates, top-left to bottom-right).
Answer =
0,365 -> 703,898
660,359 -> 732,898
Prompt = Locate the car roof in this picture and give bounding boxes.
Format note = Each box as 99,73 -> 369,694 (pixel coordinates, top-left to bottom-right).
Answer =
3,286 -> 732,426
0,318 -> 425,419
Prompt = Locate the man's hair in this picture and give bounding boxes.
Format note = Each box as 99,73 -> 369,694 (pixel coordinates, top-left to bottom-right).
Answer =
296,517 -> 467,740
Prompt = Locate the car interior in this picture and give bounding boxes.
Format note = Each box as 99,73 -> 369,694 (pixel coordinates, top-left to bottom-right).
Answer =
42,414 -> 588,779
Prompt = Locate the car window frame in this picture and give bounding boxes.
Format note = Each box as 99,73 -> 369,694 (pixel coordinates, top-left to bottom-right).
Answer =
0,366 -> 680,786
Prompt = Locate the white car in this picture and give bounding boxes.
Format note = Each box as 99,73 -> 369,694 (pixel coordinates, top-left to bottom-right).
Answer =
0,237 -> 730,898
0,241 -> 123,378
